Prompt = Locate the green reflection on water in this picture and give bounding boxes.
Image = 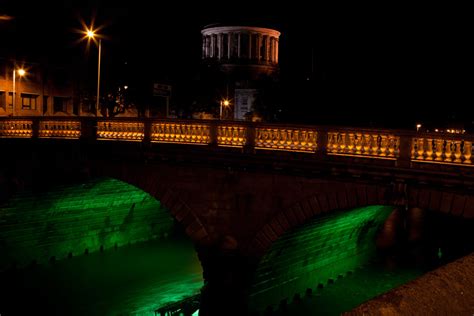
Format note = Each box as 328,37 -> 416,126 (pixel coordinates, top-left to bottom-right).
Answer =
276,262 -> 424,316
0,238 -> 203,316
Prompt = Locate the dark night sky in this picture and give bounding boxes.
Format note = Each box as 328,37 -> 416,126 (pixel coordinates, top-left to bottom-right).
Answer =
0,1 -> 471,126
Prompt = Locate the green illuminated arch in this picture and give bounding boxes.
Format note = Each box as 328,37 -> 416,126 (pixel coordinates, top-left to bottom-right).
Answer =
249,205 -> 394,312
0,177 -> 174,269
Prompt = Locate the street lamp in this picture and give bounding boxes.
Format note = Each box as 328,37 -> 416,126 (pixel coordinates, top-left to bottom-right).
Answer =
220,99 -> 230,120
85,27 -> 101,116
12,68 -> 26,116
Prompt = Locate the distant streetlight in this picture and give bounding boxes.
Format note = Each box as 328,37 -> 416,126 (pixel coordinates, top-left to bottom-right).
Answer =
85,27 -> 102,116
416,123 -> 422,132
220,99 -> 230,120
12,68 -> 26,116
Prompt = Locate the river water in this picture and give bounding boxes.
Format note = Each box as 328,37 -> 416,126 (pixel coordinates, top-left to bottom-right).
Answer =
0,237 -> 203,315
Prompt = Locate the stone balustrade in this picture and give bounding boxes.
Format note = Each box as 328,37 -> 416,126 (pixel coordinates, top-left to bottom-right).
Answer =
327,130 -> 399,159
255,127 -> 317,152
0,120 -> 33,138
97,120 -> 145,141
39,120 -> 81,139
152,122 -> 210,144
218,125 -> 246,147
411,136 -> 473,165
1,117 -> 474,168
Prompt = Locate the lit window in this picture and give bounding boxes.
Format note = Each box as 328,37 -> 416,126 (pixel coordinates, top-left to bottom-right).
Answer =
21,93 -> 37,110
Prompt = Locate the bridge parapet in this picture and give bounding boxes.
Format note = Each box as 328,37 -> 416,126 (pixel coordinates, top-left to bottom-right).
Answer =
97,120 -> 145,141
39,120 -> 81,139
327,129 -> 399,159
411,135 -> 473,166
152,121 -> 210,145
2,117 -> 474,169
0,119 -> 33,138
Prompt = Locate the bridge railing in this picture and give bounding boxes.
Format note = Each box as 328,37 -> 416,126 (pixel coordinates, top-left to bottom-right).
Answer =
1,116 -> 474,168
326,128 -> 399,159
411,134 -> 473,166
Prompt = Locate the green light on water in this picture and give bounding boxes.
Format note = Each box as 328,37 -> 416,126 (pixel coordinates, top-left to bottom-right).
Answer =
0,238 -> 204,315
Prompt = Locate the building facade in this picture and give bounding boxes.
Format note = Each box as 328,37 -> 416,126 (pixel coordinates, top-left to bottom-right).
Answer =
0,58 -> 77,117
201,25 -> 281,120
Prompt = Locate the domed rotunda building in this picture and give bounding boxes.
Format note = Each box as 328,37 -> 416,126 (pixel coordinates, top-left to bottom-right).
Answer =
200,24 -> 281,120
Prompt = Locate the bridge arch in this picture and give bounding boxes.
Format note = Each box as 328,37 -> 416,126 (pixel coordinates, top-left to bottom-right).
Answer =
95,163 -> 212,246
247,183 -> 391,256
248,183 -> 474,256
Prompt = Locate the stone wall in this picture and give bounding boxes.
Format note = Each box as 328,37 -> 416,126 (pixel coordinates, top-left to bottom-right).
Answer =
0,177 -> 173,269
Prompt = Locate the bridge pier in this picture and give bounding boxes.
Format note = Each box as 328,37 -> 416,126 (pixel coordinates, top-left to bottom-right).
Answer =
197,245 -> 258,316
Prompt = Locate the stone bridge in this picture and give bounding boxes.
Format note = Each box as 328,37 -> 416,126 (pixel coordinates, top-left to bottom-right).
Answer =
1,117 -> 473,314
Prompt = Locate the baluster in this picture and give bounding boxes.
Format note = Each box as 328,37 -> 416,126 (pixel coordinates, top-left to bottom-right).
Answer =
278,129 -> 286,149
305,130 -> 311,150
255,129 -> 262,147
284,129 -> 290,149
463,141 -> 472,164
233,127 -> 238,145
347,133 -> 354,154
226,127 -> 232,144
380,135 -> 388,156
410,137 -> 416,159
354,133 -> 362,154
228,127 -> 233,145
361,134 -> 369,155
292,130 -> 300,150
238,127 -> 243,145
453,140 -> 462,163
424,138 -> 433,160
220,127 -> 225,144
376,135 -> 383,156
230,127 -> 235,145
336,133 -> 345,153
387,136 -> 395,157
308,131 -> 316,151
165,124 -> 171,140
416,138 -> 424,160
226,126 -> 235,145
265,129 -> 270,147
444,140 -> 453,162
366,134 -> 374,156
300,131 -> 307,150
327,133 -> 335,153
433,139 -> 442,161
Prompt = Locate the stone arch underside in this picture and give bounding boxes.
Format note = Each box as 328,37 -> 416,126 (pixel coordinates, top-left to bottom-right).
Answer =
0,177 -> 173,269
248,205 -> 395,312
249,184 -> 474,257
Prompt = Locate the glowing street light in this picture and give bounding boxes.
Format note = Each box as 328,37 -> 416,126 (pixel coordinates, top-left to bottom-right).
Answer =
84,27 -> 102,116
220,99 -> 230,120
416,123 -> 422,132
12,68 -> 26,116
